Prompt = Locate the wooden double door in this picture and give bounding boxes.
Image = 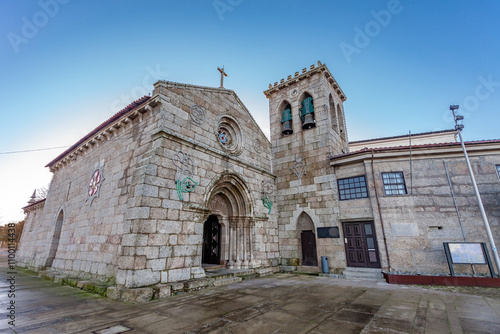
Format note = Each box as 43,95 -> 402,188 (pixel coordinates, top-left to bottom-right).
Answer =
342,221 -> 381,268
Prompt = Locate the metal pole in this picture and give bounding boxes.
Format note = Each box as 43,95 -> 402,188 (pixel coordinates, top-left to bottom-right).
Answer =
451,105 -> 500,276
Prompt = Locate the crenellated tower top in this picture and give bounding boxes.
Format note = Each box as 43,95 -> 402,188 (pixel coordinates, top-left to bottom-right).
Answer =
263,61 -> 347,101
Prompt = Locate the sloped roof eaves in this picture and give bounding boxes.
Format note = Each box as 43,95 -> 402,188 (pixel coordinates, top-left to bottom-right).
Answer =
45,96 -> 151,167
22,198 -> 46,211
230,91 -> 271,146
349,129 -> 457,144
330,139 -> 500,161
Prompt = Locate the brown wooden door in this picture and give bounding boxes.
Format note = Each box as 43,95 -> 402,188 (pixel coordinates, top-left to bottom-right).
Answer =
343,222 -> 380,268
202,215 -> 221,264
301,230 -> 318,266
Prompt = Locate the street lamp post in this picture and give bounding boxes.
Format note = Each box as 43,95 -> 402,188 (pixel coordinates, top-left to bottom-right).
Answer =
451,105 -> 500,277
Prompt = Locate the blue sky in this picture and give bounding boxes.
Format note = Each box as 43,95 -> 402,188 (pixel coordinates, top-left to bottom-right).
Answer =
1,0 -> 499,223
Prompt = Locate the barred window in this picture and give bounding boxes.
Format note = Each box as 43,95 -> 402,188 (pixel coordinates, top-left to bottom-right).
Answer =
496,165 -> 500,178
382,172 -> 407,196
338,175 -> 368,200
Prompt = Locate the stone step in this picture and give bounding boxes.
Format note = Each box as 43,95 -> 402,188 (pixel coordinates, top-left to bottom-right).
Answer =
205,272 -> 235,281
343,267 -> 384,273
233,269 -> 255,277
344,273 -> 384,280
343,268 -> 384,280
203,264 -> 226,271
212,277 -> 243,287
296,266 -> 321,273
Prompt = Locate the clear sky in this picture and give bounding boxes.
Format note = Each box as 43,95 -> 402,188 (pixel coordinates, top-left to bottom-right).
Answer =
1,0 -> 499,224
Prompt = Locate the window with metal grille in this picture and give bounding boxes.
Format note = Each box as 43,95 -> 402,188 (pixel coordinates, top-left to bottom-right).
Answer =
382,172 -> 407,195
338,175 -> 368,200
496,165 -> 500,180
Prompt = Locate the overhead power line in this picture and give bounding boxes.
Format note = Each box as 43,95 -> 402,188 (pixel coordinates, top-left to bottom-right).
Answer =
0,146 -> 71,155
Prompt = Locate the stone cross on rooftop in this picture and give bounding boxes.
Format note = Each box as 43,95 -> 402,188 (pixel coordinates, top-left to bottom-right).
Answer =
218,66 -> 228,88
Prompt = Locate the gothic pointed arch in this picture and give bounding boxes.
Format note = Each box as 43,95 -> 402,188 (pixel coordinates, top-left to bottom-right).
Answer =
203,172 -> 255,269
297,211 -> 315,232
337,103 -> 346,141
296,212 -> 318,267
46,208 -> 65,268
329,94 -> 338,133
205,172 -> 253,218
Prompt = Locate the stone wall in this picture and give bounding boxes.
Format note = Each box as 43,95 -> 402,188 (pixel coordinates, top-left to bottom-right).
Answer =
332,148 -> 500,276
17,101 -> 158,282
266,64 -> 348,272
18,82 -> 279,288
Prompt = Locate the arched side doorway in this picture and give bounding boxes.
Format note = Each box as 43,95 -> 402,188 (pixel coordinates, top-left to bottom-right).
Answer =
202,215 -> 222,264
46,209 -> 64,268
297,212 -> 318,266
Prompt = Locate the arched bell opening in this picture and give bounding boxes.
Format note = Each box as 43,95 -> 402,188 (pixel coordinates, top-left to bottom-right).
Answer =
299,92 -> 316,130
296,212 -> 318,267
280,100 -> 293,135
338,103 -> 346,141
329,94 -> 338,134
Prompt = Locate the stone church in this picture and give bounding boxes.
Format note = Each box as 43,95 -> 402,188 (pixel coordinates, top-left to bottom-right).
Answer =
19,62 -> 500,298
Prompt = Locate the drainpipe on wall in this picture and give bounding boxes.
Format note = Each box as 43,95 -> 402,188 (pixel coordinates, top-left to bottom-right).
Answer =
371,151 -> 392,273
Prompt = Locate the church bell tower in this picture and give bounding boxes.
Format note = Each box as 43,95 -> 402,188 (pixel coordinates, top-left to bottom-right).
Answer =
264,61 -> 348,268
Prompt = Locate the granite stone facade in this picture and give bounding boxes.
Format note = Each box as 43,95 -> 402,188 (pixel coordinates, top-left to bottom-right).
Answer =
18,62 -> 500,293
19,82 -> 278,289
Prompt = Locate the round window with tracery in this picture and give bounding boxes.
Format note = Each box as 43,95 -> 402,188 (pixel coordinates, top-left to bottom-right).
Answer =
216,115 -> 242,155
88,169 -> 103,200
218,130 -> 231,146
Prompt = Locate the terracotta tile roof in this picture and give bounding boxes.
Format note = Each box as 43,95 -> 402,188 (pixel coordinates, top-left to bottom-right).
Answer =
22,198 -> 46,210
46,96 -> 151,167
349,129 -> 456,144
330,139 -> 500,160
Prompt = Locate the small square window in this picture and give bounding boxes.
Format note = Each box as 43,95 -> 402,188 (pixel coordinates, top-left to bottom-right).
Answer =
337,175 -> 369,201
382,172 -> 407,196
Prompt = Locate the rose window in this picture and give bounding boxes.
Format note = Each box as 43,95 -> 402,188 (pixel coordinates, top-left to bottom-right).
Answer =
218,130 -> 230,145
216,115 -> 242,155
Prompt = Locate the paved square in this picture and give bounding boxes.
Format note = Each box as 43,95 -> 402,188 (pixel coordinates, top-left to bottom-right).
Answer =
2,256 -> 500,333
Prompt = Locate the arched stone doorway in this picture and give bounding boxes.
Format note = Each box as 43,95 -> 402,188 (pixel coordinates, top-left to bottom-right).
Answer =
205,173 -> 254,269
202,215 -> 221,264
297,212 -> 318,266
46,209 -> 64,268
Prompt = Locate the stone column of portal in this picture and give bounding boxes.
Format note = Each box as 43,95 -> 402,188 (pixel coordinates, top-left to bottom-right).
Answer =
241,219 -> 248,269
234,219 -> 241,269
227,220 -> 234,268
248,221 -> 255,268
221,217 -> 228,265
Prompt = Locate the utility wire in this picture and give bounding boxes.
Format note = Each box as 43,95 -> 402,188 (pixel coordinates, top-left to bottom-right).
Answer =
0,146 -> 71,155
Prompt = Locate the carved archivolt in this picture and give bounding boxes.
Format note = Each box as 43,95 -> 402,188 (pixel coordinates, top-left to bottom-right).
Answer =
205,173 -> 252,217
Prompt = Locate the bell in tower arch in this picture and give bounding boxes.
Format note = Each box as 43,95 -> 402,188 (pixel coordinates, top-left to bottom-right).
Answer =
300,96 -> 316,130
281,107 -> 293,135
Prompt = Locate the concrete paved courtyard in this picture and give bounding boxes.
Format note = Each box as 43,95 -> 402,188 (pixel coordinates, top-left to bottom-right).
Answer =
1,253 -> 500,333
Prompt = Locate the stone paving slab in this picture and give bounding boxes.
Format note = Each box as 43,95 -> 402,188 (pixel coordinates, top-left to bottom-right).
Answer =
2,258 -> 500,333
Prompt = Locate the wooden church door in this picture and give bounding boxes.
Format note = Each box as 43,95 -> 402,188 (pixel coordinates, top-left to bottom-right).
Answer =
202,215 -> 221,264
301,230 -> 318,266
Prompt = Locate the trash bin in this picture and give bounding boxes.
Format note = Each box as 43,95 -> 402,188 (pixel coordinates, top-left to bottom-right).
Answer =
321,256 -> 329,274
